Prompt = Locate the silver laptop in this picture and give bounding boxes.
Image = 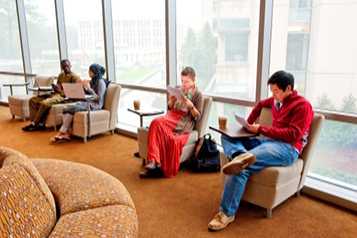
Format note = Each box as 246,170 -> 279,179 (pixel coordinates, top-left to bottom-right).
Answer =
62,83 -> 86,99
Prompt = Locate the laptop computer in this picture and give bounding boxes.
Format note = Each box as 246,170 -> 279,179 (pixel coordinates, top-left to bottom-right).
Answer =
62,83 -> 86,99
209,122 -> 257,138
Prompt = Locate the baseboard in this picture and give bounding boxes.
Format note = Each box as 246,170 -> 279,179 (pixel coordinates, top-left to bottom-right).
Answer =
302,177 -> 357,213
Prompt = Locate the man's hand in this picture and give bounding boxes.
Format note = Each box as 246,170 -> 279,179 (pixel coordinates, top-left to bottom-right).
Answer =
246,123 -> 260,134
52,83 -> 62,94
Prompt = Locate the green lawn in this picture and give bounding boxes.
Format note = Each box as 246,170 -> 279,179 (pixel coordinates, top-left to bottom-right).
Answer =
117,68 -> 155,84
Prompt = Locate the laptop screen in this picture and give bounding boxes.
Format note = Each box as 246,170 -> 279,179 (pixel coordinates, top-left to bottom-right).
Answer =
62,83 -> 86,99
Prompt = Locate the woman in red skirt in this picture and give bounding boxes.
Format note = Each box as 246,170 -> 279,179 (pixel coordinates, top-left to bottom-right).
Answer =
140,67 -> 203,178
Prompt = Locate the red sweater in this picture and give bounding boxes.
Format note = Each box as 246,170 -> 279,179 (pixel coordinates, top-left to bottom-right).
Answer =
247,90 -> 313,153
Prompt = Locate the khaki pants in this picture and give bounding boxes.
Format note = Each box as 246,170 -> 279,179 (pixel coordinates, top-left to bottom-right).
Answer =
29,94 -> 65,125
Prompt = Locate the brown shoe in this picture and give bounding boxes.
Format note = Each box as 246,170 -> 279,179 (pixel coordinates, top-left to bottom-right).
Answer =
208,211 -> 235,231
222,152 -> 256,175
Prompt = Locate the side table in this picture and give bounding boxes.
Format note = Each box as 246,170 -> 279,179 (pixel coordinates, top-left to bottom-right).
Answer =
128,108 -> 164,160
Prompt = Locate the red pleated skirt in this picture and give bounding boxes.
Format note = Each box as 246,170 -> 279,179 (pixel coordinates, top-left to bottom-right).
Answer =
147,110 -> 190,178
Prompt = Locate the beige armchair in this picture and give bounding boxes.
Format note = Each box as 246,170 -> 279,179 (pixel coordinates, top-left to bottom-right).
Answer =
8,76 -> 55,120
221,108 -> 324,218
71,84 -> 121,142
137,96 -> 213,164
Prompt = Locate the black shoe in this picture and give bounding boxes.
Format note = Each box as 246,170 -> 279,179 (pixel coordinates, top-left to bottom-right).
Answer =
139,167 -> 163,179
37,123 -> 47,131
22,123 -> 36,132
22,123 -> 46,132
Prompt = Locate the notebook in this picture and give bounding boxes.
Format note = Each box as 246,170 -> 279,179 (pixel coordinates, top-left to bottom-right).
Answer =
167,86 -> 185,101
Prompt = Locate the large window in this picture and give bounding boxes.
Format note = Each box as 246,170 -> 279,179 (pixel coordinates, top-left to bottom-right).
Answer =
112,0 -> 166,130
0,0 -> 23,72
63,0 -> 105,78
118,89 -> 166,131
208,102 -> 252,144
24,0 -> 60,76
0,0 -> 25,101
112,0 -> 166,88
0,75 -> 27,102
270,0 -> 357,188
311,120 -> 357,187
177,0 -> 260,101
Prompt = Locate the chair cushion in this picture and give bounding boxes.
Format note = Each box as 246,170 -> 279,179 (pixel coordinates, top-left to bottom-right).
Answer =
194,96 -> 212,137
33,159 -> 135,216
0,147 -> 56,214
8,95 -> 32,104
0,163 -> 56,237
34,76 -> 55,87
249,158 -> 304,187
50,205 -> 138,238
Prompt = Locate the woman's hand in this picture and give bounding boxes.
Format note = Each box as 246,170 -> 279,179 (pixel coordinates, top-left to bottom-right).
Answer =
81,80 -> 91,90
183,96 -> 194,110
183,96 -> 201,119
168,95 -> 177,109
169,95 -> 177,102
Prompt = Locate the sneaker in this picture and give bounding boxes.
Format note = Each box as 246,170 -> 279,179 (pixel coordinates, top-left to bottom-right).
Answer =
208,211 -> 235,231
222,152 -> 256,175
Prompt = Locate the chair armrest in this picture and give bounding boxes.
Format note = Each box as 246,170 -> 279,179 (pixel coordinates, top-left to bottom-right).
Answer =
74,110 -> 110,122
2,82 -> 30,87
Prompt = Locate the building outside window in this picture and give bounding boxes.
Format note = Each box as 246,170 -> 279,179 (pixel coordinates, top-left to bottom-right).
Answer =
270,0 -> 357,188
0,0 -> 25,100
63,0 -> 105,78
24,0 -> 60,75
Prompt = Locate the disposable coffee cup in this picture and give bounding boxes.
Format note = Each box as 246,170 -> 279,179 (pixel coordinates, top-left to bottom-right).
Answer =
133,100 -> 141,110
218,116 -> 227,130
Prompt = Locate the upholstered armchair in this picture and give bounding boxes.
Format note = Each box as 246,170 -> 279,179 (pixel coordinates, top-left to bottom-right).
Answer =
71,84 -> 121,142
137,96 -> 213,164
220,108 -> 324,218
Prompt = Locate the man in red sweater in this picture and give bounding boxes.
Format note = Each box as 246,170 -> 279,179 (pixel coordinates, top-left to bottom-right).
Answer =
208,70 -> 313,231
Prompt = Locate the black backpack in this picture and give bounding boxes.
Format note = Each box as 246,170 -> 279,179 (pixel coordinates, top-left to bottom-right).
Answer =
189,133 -> 220,172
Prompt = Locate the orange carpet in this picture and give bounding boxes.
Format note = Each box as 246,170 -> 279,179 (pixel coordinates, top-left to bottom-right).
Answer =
0,105 -> 356,238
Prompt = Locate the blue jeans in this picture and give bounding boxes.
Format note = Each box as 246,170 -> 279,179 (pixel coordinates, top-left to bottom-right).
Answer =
220,135 -> 299,216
